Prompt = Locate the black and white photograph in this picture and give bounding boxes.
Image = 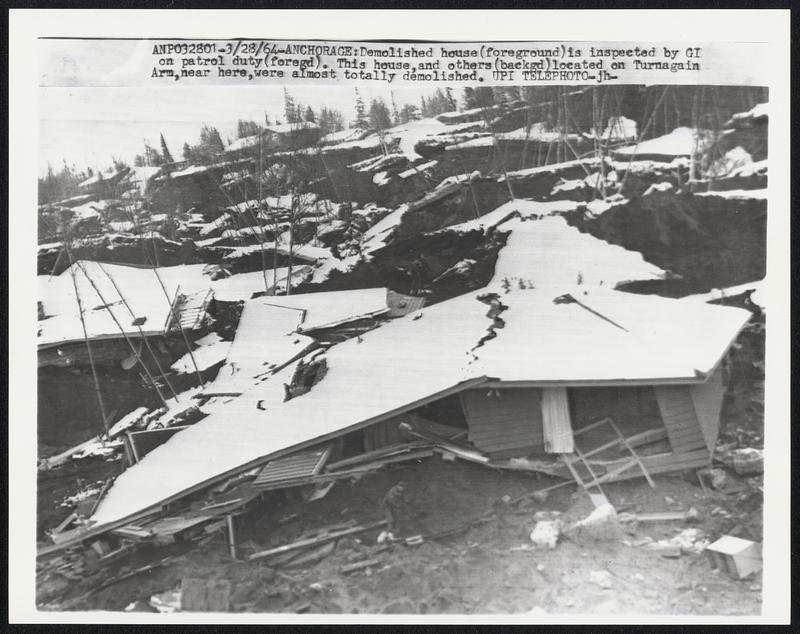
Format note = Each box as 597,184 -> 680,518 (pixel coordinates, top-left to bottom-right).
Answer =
8,9 -> 790,624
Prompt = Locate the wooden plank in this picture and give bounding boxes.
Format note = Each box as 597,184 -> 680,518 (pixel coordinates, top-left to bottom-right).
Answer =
606,418 -> 655,489
248,520 -> 387,561
573,417 -> 615,437
325,441 -> 430,471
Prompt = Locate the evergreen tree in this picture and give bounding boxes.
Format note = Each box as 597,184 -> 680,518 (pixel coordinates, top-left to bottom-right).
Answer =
319,107 -> 345,136
284,88 -> 298,124
237,119 -> 262,138
368,97 -> 392,131
474,86 -> 496,108
353,88 -> 369,130
159,133 -> 174,163
143,141 -> 162,166
134,154 -> 145,167
182,142 -> 192,160
445,87 -> 457,111
304,106 -> 316,123
398,104 -> 420,124
463,87 -> 478,110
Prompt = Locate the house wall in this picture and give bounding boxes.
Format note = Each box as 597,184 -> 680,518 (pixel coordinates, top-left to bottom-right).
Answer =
459,388 -> 544,458
654,384 -> 709,456
689,364 -> 725,452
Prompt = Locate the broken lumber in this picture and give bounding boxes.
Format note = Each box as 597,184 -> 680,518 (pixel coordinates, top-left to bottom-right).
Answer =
636,509 -> 701,523
340,558 -> 382,574
324,441 -> 431,471
399,422 -> 489,463
248,520 -> 388,562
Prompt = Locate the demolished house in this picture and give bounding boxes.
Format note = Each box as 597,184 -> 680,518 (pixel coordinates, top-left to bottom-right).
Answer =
37,211 -> 750,558
37,261 -> 214,368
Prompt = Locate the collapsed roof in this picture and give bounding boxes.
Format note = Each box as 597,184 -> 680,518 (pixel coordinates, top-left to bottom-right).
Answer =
88,283 -> 749,529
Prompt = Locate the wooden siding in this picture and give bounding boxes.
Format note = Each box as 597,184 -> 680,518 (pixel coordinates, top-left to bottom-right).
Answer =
690,365 -> 725,452
541,387 -> 574,453
460,388 -> 544,457
363,416 -> 407,451
655,385 -> 709,455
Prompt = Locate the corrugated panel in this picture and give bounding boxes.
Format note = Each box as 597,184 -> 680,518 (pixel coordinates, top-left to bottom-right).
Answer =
541,387 -> 574,453
252,445 -> 331,488
460,388 -> 543,456
690,364 -> 725,451
655,386 -> 708,454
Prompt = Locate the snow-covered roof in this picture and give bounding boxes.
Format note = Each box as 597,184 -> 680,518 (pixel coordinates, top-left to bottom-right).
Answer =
226,135 -> 260,152
203,287 -> 389,394
78,167 -> 125,189
210,266 -> 312,302
262,287 -> 389,332
319,128 -> 371,145
90,285 -> 750,528
38,262 -> 211,349
203,300 -> 315,395
487,215 -> 668,290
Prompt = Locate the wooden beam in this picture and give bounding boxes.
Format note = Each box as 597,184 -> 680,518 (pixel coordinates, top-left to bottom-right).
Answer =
248,520 -> 387,562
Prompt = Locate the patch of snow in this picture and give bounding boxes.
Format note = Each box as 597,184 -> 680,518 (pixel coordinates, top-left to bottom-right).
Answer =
362,204 -> 408,253
708,146 -> 753,178
642,182 -> 675,196
600,116 -> 638,141
108,407 -> 149,437
615,127 -> 717,158
726,102 -> 768,127
387,118 -> 450,159
693,189 -> 767,201
728,159 -> 768,179
585,195 -> 629,217
373,171 -> 391,186
397,160 -> 437,179
309,254 -> 361,283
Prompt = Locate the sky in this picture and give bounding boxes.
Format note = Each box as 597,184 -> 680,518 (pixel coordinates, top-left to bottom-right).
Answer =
37,38 -> 440,175
39,84 -> 437,176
